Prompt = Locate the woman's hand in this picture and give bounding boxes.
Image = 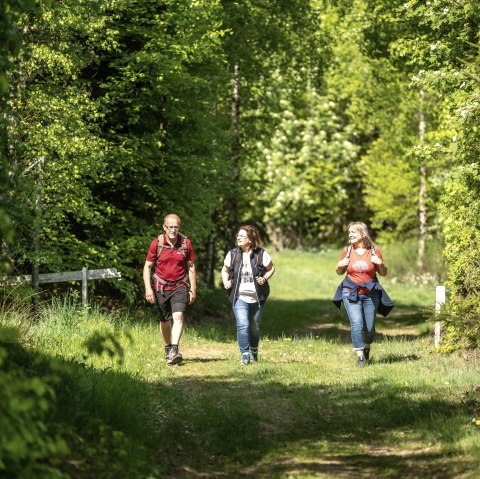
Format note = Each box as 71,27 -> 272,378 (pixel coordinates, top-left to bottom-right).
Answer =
336,257 -> 349,275
337,257 -> 350,268
256,276 -> 267,285
223,279 -> 232,289
371,254 -> 388,276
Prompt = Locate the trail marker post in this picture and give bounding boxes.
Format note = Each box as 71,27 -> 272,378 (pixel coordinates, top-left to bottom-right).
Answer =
435,285 -> 446,348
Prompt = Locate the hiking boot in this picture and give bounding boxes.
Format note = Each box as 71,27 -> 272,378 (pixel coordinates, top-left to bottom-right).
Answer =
166,347 -> 182,365
249,348 -> 258,362
364,348 -> 370,361
357,356 -> 366,368
165,344 -> 172,360
240,353 -> 250,366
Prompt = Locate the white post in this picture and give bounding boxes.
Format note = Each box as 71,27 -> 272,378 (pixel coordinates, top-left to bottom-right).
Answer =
435,285 -> 446,348
82,267 -> 88,305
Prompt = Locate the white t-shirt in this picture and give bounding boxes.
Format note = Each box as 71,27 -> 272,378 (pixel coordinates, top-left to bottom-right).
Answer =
224,249 -> 272,303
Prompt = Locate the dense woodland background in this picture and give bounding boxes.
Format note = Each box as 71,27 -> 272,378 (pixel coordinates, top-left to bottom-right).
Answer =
1,0 -> 480,348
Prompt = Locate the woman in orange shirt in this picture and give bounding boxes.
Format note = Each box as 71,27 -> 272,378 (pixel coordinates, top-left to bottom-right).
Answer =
334,222 -> 391,367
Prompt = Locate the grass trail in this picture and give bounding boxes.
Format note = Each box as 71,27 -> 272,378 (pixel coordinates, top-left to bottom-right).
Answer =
134,249 -> 479,478
4,249 -> 479,478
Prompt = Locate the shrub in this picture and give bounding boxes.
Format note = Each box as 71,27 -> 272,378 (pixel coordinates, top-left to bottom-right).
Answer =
0,335 -> 69,478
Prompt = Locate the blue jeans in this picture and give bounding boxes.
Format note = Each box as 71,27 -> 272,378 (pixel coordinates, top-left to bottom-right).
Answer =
342,288 -> 380,350
233,298 -> 264,354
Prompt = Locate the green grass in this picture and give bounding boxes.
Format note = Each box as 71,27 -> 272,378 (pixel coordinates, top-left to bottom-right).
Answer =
1,249 -> 479,478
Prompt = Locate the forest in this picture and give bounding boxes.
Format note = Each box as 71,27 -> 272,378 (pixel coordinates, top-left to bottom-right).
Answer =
3,0 -> 480,346
1,1 -> 480,477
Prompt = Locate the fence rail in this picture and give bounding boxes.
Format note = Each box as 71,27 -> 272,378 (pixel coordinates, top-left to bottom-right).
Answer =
2,267 -> 121,305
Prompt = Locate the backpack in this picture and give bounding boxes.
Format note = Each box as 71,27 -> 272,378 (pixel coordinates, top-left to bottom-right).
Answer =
345,244 -> 376,259
155,233 -> 188,262
152,234 -> 189,293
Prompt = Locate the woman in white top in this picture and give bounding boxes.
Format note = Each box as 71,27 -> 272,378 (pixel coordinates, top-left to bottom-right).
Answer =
222,225 -> 275,365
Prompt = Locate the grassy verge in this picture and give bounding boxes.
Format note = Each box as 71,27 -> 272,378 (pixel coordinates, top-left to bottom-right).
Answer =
1,249 -> 478,478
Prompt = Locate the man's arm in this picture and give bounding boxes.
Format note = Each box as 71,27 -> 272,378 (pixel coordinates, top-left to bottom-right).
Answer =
143,260 -> 155,304
188,260 -> 196,304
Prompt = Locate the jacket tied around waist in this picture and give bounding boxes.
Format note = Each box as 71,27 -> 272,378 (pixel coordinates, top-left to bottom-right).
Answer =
333,276 -> 394,317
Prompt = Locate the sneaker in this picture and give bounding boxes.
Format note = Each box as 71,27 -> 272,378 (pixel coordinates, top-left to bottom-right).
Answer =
249,348 -> 258,362
166,347 -> 183,365
364,348 -> 370,361
240,353 -> 250,366
165,344 -> 172,360
357,356 -> 366,368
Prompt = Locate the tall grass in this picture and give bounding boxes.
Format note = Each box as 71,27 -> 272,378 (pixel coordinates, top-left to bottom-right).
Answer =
380,237 -> 446,283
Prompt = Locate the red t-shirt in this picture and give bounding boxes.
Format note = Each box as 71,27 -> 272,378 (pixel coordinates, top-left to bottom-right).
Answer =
339,246 -> 383,294
146,235 -> 195,290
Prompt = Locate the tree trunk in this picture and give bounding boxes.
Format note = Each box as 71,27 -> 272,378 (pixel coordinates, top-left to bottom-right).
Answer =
226,62 -> 240,252
266,223 -> 285,252
203,232 -> 216,289
33,155 -> 44,292
417,90 -> 427,272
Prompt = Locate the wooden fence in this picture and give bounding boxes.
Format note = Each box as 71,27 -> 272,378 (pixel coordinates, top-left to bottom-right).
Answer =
3,267 -> 121,305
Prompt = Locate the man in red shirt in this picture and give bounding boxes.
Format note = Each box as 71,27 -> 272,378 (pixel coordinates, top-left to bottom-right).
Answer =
143,213 -> 196,365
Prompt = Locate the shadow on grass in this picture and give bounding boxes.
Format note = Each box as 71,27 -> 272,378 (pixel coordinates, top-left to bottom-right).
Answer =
0,330 -> 160,478
255,298 -> 428,342
5,324 -> 473,479
369,354 -> 421,365
150,373 -> 473,479
179,357 -> 229,364
139,288 -> 431,346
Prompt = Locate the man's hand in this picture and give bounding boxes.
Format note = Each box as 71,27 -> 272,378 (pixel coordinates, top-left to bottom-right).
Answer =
145,289 -> 155,304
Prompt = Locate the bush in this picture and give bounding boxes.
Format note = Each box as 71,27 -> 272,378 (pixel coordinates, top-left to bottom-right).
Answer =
436,295 -> 480,352
0,333 -> 69,478
440,161 -> 480,351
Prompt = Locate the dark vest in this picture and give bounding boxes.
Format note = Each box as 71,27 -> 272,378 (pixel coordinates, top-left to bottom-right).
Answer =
228,247 -> 270,305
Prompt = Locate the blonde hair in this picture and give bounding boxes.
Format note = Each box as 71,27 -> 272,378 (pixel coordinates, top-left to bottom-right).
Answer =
238,225 -> 262,250
348,221 -> 373,248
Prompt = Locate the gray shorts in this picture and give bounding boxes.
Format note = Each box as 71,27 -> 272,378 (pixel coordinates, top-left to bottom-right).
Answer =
155,285 -> 188,322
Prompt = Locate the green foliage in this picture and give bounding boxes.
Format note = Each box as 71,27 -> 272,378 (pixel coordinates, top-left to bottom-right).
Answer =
1,0 -> 480,353
0,340 -> 69,477
0,0 -> 38,273
406,2 -> 480,349
246,85 -> 359,248
437,295 -> 480,352
0,293 -> 160,478
7,0 -> 231,301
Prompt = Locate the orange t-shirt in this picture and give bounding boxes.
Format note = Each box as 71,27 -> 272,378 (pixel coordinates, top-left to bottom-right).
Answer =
339,246 -> 383,294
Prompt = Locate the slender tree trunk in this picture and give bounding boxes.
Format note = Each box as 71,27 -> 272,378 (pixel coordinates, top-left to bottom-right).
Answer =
418,90 -> 427,272
33,156 -> 44,292
226,62 -> 240,252
203,232 -> 216,289
266,223 -> 285,252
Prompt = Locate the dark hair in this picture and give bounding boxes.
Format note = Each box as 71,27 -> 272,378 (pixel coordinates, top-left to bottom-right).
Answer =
237,225 -> 262,250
